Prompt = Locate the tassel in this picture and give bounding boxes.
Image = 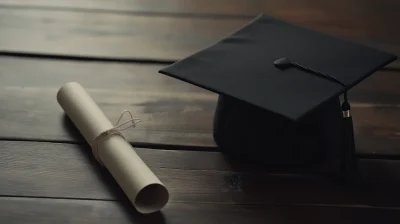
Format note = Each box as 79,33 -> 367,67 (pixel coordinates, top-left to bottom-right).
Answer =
274,57 -> 361,183
340,99 -> 359,183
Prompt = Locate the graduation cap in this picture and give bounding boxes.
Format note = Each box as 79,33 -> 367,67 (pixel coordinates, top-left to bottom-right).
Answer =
159,15 -> 397,175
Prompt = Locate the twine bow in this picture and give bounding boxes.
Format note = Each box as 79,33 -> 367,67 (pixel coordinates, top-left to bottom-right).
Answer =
91,110 -> 141,165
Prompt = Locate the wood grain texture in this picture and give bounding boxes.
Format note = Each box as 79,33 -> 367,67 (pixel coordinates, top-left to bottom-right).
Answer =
0,6 -> 398,65
1,141 -> 400,207
0,8 -> 246,61
2,197 -> 400,224
353,105 -> 400,156
1,0 -> 399,19
0,57 -> 215,147
0,57 -> 399,154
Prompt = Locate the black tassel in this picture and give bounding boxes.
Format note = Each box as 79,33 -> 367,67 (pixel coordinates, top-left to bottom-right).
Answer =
274,57 -> 361,183
340,100 -> 360,183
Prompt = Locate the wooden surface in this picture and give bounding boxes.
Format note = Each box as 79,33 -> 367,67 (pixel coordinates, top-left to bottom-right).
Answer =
0,3 -> 399,67
0,0 -> 399,223
2,140 -> 400,206
0,0 -> 399,17
0,57 -> 398,155
3,198 -> 400,224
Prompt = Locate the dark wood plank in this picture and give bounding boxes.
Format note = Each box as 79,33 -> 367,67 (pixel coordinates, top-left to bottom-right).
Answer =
353,105 -> 400,156
349,72 -> 400,104
1,57 -> 397,104
1,0 -> 399,19
0,7 -> 398,65
0,57 -> 399,155
2,197 -> 399,224
0,8 -> 245,61
1,141 -> 400,207
0,57 -> 215,147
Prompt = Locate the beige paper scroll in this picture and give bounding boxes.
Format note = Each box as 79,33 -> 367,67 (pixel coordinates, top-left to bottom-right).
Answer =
57,82 -> 169,214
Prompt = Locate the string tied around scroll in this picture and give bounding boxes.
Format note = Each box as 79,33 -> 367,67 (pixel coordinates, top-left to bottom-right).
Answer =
91,110 -> 141,165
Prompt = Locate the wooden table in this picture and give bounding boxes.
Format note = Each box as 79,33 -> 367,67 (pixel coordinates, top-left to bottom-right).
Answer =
0,1 -> 399,223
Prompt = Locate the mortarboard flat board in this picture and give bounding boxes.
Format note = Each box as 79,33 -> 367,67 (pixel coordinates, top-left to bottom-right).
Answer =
159,14 -> 397,166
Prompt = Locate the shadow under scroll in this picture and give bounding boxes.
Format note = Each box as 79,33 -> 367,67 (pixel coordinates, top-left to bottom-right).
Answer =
61,114 -> 85,143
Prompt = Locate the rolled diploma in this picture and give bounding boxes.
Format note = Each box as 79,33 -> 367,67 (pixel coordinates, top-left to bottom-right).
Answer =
57,82 -> 169,214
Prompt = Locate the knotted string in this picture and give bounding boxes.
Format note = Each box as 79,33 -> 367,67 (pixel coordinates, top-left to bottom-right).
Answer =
91,110 -> 141,165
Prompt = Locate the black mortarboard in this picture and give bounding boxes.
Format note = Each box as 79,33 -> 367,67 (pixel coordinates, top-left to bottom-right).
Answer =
159,15 -> 397,170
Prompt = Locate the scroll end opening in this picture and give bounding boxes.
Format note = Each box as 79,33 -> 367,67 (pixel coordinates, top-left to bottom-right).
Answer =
134,183 -> 169,214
